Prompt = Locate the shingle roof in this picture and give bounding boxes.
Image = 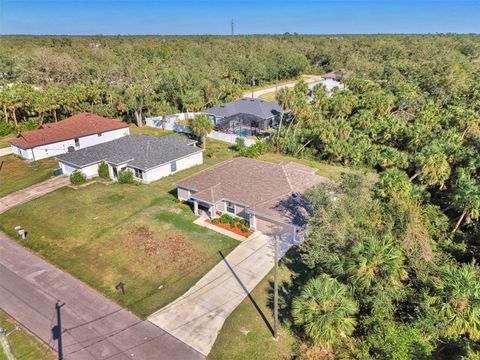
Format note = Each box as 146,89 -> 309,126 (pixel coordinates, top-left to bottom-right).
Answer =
57,134 -> 202,171
10,112 -> 129,149
176,157 -> 329,225
205,98 -> 282,119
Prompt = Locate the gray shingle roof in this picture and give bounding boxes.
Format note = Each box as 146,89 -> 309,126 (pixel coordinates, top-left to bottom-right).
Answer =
205,98 -> 282,119
56,134 -> 202,171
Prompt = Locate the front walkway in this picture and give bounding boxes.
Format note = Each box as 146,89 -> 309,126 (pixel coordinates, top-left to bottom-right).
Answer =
0,176 -> 69,214
148,232 -> 292,356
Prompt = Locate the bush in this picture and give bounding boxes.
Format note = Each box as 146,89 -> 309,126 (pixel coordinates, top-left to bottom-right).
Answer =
0,122 -> 15,136
235,137 -> 246,150
239,219 -> 246,226
70,170 -> 87,185
241,227 -> 249,233
118,169 -> 135,184
98,161 -> 110,180
239,141 -> 272,158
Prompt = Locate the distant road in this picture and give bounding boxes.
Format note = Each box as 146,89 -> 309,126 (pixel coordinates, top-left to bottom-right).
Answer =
243,74 -> 323,99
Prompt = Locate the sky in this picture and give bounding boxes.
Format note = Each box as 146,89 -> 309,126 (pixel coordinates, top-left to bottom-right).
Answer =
0,0 -> 479,35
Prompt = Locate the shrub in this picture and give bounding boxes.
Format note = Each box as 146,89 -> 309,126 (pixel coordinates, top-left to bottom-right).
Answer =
241,227 -> 249,233
98,161 -> 110,180
0,122 -> 15,136
239,141 -> 272,158
118,169 -> 135,184
70,170 -> 87,185
239,219 -> 246,226
235,137 -> 246,150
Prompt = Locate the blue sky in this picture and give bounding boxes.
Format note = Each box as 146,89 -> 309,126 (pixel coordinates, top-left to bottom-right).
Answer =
1,1 -> 479,35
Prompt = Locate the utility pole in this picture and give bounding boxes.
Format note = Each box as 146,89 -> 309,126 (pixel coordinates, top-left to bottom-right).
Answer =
273,235 -> 279,340
231,19 -> 234,36
54,301 -> 65,360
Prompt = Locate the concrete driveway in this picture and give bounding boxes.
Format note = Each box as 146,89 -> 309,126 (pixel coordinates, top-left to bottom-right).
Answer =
0,147 -> 12,157
0,232 -> 203,360
148,231 -> 293,356
0,176 -> 70,214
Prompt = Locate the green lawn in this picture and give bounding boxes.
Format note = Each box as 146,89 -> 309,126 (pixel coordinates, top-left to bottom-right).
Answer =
259,91 -> 277,102
129,124 -> 174,137
209,251 -> 305,360
0,139 -> 239,318
0,155 -> 58,197
0,309 -> 54,360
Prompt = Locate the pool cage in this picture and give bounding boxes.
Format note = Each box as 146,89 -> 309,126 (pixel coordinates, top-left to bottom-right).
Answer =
214,113 -> 271,137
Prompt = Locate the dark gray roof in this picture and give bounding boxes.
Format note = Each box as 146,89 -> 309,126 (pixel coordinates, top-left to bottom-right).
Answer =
57,134 -> 202,171
205,98 -> 282,120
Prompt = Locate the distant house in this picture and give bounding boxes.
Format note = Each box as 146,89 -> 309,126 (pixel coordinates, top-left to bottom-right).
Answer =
204,98 -> 282,136
10,112 -> 129,161
56,134 -> 203,183
176,157 -> 328,241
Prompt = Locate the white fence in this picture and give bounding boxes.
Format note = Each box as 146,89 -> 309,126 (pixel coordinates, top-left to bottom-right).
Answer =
207,130 -> 257,147
145,112 -> 201,131
145,112 -> 258,147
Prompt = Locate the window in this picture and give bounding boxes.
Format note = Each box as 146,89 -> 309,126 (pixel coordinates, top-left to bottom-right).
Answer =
134,168 -> 144,180
97,133 -> 102,137
226,201 -> 235,214
74,138 -> 80,147
170,161 -> 177,173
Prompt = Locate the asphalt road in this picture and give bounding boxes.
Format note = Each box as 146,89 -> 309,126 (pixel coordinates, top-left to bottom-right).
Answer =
0,231 -> 204,360
242,74 -> 323,98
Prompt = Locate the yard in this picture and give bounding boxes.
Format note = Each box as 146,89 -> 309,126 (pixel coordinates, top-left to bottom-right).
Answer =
0,309 -> 54,360
209,251 -> 306,360
0,155 -> 57,197
0,138 -> 239,318
0,134 -> 14,149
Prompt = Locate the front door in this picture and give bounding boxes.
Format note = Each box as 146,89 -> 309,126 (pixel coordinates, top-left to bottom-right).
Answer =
112,166 -> 118,180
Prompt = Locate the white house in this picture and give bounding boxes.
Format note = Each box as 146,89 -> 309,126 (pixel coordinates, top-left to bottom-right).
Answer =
56,134 -> 203,184
10,112 -> 130,161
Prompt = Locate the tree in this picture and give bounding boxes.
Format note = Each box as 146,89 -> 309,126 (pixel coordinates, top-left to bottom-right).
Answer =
451,168 -> 480,233
189,114 -> 213,149
434,263 -> 480,341
292,275 -> 358,353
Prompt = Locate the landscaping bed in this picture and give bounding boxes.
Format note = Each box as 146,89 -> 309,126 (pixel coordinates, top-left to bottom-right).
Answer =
209,214 -> 253,238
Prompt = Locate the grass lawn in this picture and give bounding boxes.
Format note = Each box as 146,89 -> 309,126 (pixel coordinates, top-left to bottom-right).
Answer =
0,155 -> 58,197
0,309 -> 54,360
209,251 -> 306,360
259,91 -> 277,102
0,139 -> 239,318
128,124 -> 174,137
0,134 -> 14,149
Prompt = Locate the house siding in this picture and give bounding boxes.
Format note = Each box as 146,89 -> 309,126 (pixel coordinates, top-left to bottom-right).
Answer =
59,161 -> 99,178
177,187 -> 191,201
12,127 -> 129,161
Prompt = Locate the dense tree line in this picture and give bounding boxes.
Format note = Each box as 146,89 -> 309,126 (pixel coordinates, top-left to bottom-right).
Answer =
1,34 -> 479,358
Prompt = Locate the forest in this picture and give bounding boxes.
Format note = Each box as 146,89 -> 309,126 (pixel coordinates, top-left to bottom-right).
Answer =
0,34 -> 479,358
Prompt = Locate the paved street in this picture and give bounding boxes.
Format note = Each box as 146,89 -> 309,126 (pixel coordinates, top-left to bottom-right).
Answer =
0,232 -> 203,360
0,148 -> 12,157
148,232 -> 292,356
243,74 -> 323,98
0,176 -> 70,214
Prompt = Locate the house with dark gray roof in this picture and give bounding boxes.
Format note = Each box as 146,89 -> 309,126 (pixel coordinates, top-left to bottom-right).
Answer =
176,157 -> 329,242
204,98 -> 282,136
56,134 -> 203,183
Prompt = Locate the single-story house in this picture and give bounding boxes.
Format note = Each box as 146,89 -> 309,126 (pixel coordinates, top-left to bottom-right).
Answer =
10,112 -> 130,161
56,134 -> 203,183
176,157 -> 329,242
204,98 -> 282,136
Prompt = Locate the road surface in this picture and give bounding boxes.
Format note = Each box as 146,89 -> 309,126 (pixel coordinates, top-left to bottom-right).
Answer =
243,74 -> 323,99
0,232 -> 203,360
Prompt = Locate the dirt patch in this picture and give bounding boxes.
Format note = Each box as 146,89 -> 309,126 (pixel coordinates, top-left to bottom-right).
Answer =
121,226 -> 203,271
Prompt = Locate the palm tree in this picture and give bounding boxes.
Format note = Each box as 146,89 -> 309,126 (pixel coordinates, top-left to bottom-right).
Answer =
275,87 -> 294,152
434,263 -> 480,340
292,274 -> 358,353
331,236 -> 407,293
189,114 -> 213,149
451,168 -> 480,233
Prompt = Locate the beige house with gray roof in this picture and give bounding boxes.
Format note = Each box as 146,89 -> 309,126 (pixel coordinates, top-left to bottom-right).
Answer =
176,157 -> 329,241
